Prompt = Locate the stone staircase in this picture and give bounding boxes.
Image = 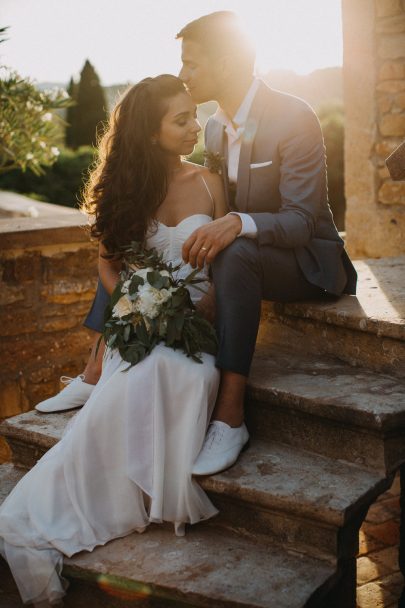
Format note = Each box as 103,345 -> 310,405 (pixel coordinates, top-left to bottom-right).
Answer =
1,256 -> 405,607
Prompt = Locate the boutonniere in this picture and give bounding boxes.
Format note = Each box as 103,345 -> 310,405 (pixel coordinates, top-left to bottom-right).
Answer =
204,151 -> 224,175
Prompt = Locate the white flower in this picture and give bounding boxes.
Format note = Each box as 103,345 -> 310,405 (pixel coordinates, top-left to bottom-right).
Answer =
121,279 -> 131,294
35,104 -> 43,113
26,101 -> 34,110
154,288 -> 171,304
112,294 -> 134,319
51,146 -> 60,157
39,141 -> 46,149
26,153 -> 34,160
42,112 -> 53,122
135,285 -> 160,319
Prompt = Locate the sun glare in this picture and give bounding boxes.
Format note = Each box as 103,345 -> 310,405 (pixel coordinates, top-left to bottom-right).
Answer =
1,0 -> 343,84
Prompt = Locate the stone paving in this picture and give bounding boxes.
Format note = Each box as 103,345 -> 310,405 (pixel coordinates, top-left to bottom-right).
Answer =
357,472 -> 403,608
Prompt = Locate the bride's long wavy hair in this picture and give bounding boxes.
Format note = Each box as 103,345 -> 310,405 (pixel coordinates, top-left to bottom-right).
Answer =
81,75 -> 187,255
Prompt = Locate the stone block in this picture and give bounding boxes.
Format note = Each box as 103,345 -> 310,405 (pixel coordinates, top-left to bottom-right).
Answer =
0,284 -> 26,306
0,309 -> 40,336
394,92 -> 405,109
375,140 -> 404,157
357,555 -> 391,584
379,181 -> 405,205
41,317 -> 80,333
377,95 -> 393,113
377,14 -> 405,32
379,113 -> 405,135
379,60 -> 405,79
41,249 -> 98,284
0,381 -> 27,418
0,437 -> 11,464
376,0 -> 402,17
378,34 -> 405,59
377,79 -> 405,93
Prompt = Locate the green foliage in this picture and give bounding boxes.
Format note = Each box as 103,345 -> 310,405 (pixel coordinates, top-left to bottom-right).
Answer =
66,60 -> 107,148
0,68 -> 72,175
318,102 -> 345,230
0,146 -> 96,207
102,241 -> 218,370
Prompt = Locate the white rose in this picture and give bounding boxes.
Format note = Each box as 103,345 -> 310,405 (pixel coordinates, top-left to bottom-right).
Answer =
112,294 -> 134,318
135,285 -> 160,319
154,288 -> 171,304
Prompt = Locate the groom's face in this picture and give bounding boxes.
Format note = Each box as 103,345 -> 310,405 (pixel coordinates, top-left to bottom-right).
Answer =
179,40 -> 220,104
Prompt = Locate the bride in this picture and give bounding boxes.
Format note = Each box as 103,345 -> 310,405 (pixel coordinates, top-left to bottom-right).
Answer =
0,74 -> 228,606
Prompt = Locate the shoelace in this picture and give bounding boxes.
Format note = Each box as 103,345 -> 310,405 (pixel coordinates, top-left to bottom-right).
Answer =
60,374 -> 85,386
204,423 -> 225,451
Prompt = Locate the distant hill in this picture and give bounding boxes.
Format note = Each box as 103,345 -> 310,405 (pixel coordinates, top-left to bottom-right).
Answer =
38,66 -> 342,123
260,67 -> 342,111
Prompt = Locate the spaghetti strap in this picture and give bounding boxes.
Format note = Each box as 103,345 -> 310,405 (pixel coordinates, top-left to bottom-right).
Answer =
200,174 -> 215,217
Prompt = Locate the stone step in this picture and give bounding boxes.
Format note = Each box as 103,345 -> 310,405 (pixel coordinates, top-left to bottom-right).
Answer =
258,256 -> 405,378
0,463 -> 337,608
0,412 -> 390,558
200,440 -> 389,559
247,344 -> 405,474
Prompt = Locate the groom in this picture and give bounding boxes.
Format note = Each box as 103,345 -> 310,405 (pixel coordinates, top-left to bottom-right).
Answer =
36,11 -> 356,477
176,12 -> 357,474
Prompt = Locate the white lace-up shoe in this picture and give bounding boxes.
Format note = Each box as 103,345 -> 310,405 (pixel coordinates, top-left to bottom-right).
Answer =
192,420 -> 249,476
35,375 -> 94,413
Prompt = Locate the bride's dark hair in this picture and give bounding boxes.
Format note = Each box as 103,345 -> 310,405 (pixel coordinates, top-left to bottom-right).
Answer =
82,74 -> 187,254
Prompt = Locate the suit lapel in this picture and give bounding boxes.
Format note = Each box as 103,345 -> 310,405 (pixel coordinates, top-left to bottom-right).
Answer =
235,83 -> 269,212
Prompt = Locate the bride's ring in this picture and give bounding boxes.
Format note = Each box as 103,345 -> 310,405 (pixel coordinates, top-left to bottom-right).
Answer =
201,246 -> 208,251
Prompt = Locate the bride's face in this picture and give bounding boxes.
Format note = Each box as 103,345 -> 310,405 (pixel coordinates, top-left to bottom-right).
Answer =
155,92 -> 201,156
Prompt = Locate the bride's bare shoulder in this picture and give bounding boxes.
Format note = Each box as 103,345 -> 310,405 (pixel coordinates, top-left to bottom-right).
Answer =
182,161 -> 222,186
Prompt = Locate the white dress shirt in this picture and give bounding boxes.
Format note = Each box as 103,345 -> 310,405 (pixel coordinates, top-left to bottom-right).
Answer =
213,79 -> 260,238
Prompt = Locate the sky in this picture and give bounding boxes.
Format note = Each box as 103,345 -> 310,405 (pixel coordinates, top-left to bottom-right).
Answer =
1,0 -> 343,86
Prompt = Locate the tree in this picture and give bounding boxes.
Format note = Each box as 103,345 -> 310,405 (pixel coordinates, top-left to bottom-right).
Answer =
0,27 -> 72,175
68,60 -> 106,148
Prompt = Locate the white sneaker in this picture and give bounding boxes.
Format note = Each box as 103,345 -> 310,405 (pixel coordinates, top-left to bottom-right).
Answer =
192,421 -> 249,476
35,375 -> 94,413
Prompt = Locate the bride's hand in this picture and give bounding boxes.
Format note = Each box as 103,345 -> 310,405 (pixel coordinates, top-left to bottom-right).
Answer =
182,215 -> 242,269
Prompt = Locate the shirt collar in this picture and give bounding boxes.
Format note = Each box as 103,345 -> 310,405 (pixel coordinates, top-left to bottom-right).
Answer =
213,78 -> 261,131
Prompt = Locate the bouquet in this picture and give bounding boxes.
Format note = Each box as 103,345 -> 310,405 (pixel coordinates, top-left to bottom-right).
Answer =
101,241 -> 218,369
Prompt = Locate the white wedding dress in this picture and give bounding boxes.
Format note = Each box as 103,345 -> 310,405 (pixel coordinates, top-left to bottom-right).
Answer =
0,214 -> 220,605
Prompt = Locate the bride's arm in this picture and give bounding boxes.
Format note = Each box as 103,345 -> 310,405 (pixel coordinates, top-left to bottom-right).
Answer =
195,171 -> 228,323
98,242 -> 122,295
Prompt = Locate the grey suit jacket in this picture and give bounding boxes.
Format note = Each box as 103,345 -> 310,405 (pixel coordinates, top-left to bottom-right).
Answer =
204,80 -> 357,296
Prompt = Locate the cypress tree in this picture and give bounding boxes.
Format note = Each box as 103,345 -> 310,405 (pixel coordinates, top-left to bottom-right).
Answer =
74,60 -> 106,148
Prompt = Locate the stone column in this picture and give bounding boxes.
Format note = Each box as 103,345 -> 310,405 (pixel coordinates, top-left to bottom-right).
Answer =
342,0 -> 405,258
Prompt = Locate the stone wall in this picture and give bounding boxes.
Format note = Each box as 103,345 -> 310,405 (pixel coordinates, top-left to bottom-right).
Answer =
343,0 -> 405,258
0,198 -> 98,461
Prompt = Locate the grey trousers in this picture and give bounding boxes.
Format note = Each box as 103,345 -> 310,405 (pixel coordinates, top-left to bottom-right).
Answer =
211,238 -> 329,376
84,238 -> 330,376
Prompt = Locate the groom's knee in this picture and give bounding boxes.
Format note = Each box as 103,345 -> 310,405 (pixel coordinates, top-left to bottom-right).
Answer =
212,238 -> 260,284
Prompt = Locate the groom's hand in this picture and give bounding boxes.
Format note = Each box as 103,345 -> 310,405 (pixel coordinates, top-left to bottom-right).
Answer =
182,215 -> 242,268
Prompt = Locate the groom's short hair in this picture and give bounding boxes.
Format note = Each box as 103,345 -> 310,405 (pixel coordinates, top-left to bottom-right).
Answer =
176,11 -> 255,74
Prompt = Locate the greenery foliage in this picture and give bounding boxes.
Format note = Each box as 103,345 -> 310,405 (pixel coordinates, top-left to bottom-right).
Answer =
0,72 -> 72,176
0,25 -> 72,176
102,242 -> 218,369
0,146 -> 95,206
